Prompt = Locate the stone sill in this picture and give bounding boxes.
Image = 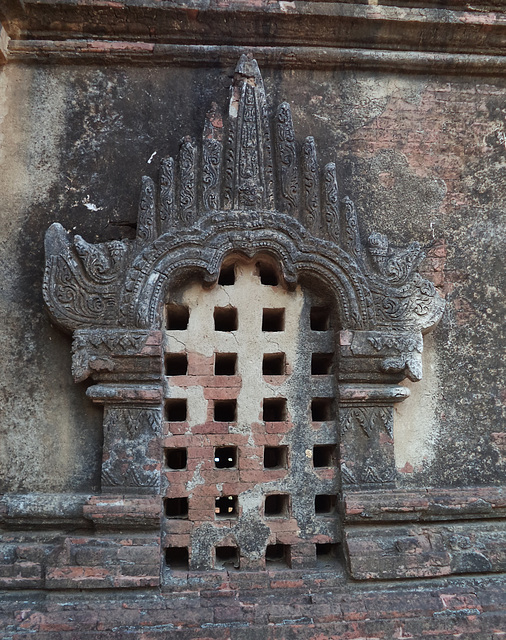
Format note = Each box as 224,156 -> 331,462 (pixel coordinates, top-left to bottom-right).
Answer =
344,486 -> 506,524
2,486 -> 506,529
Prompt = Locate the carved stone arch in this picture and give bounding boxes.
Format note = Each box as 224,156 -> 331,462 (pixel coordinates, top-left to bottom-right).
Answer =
42,54 -> 445,580
124,211 -> 375,331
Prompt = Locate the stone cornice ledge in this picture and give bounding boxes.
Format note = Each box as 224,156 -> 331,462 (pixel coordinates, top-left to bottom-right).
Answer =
6,42 -> 506,76
2,1 -> 506,72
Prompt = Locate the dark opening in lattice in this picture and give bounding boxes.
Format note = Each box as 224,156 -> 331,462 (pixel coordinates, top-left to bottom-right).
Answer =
258,263 -> 279,286
166,447 -> 187,470
315,494 -> 336,515
165,497 -> 189,518
215,495 -> 238,518
311,398 -> 334,422
215,353 -> 237,376
262,353 -> 285,376
165,353 -> 188,376
265,494 -> 289,517
218,263 -> 235,285
313,445 -> 335,468
310,306 -> 331,331
214,399 -> 237,422
214,307 -> 238,331
165,547 -> 189,570
215,546 -> 239,570
262,308 -> 285,332
166,399 -> 187,422
316,543 -> 340,567
263,398 -> 287,422
214,446 -> 237,469
311,353 -> 333,375
166,304 -> 190,330
264,446 -> 288,469
265,543 -> 290,567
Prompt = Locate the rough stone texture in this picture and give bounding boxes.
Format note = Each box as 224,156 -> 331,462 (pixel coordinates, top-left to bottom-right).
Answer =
1,0 -> 506,635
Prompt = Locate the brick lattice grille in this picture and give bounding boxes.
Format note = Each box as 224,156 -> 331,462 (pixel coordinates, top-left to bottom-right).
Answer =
163,260 -> 340,574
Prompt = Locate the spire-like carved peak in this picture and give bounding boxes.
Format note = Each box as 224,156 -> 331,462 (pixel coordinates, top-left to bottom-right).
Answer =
43,55 -> 445,357
233,54 -> 264,94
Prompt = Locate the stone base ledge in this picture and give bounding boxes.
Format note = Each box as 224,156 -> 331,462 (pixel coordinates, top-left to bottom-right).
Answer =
346,520 -> 506,581
343,486 -> 506,523
84,495 -> 162,529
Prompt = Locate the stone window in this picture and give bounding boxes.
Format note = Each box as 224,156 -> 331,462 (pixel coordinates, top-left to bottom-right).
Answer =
163,259 -> 340,573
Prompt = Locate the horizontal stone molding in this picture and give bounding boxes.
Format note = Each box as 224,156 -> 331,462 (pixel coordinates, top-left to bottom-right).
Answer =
7,41 -> 506,76
346,520 -> 506,580
344,486 -> 506,524
84,495 -> 162,530
0,493 -> 91,529
338,384 -> 410,405
3,1 -> 506,60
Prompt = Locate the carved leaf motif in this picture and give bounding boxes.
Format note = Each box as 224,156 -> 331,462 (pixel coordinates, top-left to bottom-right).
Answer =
275,102 -> 299,216
159,156 -> 175,233
323,163 -> 340,243
179,138 -> 197,225
342,196 -> 361,262
340,463 -> 357,485
137,176 -> 156,242
362,465 -> 396,484
301,136 -> 320,233
202,138 -> 222,211
340,407 -> 392,439
49,254 -> 118,327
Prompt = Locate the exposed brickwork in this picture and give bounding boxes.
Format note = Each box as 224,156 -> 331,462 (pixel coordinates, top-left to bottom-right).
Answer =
162,261 -> 340,575
1,575 -> 505,638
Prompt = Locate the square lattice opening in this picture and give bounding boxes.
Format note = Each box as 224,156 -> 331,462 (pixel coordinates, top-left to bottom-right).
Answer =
166,399 -> 187,422
265,494 -> 289,517
310,306 -> 331,331
262,353 -> 285,376
264,446 -> 288,469
265,544 -> 290,568
215,546 -> 239,570
315,494 -> 336,515
263,398 -> 287,422
214,446 -> 237,469
215,495 -> 238,518
214,399 -> 237,422
215,353 -> 237,375
262,308 -> 285,332
166,304 -> 190,330
257,263 -> 279,286
214,307 -> 238,331
165,447 -> 187,470
311,398 -> 334,422
311,353 -> 333,375
165,497 -> 189,519
165,547 -> 189,570
218,263 -> 235,285
165,353 -> 188,376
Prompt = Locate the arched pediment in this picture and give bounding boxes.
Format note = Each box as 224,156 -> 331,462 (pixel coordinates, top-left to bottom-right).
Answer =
43,54 -> 444,380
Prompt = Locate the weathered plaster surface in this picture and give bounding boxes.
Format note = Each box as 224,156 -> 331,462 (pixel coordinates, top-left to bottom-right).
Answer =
394,333 -> 439,472
0,63 -> 504,493
0,66 -> 102,493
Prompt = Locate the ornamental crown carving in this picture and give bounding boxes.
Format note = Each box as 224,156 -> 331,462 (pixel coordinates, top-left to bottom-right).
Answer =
43,55 -> 444,363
